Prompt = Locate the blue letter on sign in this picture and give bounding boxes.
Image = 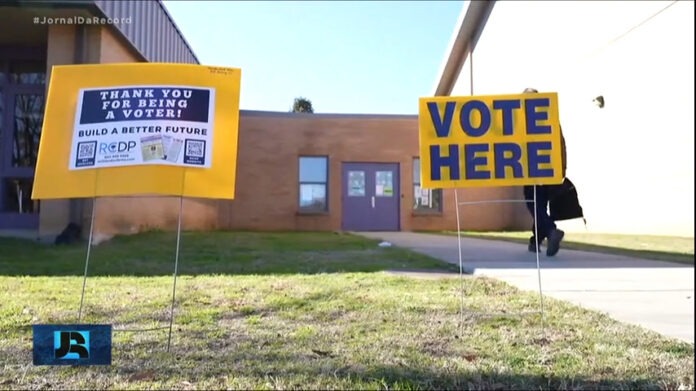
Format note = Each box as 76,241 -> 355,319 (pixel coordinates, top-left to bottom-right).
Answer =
430,144 -> 460,180
428,101 -> 456,138
460,100 -> 491,137
527,141 -> 554,178
493,99 -> 521,136
464,144 -> 490,180
525,98 -> 551,134
494,143 -> 523,179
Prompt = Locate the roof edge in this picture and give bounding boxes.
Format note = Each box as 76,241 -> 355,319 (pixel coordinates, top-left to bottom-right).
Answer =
15,0 -> 201,64
88,0 -> 199,64
432,0 -> 495,96
157,0 -> 200,64
240,110 -> 417,120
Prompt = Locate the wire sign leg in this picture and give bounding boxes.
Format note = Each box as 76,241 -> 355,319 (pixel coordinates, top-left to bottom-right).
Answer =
78,197 -> 98,323
532,185 -> 546,335
453,189 -> 466,327
166,195 -> 185,352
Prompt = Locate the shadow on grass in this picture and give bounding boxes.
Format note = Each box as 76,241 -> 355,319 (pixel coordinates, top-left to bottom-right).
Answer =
125,325 -> 696,390
258,363 -> 675,391
0,344 -> 682,390
0,231 -> 459,277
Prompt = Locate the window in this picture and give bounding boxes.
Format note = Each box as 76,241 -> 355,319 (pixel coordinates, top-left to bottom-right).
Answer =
12,94 -> 45,167
298,156 -> 328,212
347,170 -> 365,197
0,53 -> 46,230
413,158 -> 442,212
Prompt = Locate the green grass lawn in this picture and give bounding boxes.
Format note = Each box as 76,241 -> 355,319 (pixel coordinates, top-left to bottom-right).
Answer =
441,231 -> 695,264
0,231 -> 454,277
0,231 -> 693,390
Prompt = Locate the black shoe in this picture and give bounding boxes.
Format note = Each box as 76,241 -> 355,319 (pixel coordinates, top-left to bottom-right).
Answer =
528,236 -> 540,253
546,229 -> 565,257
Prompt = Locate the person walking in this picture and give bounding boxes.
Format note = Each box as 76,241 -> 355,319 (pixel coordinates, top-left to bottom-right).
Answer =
522,87 -> 566,256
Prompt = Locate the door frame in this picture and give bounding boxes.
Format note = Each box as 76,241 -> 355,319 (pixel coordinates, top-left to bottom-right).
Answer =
341,161 -> 401,231
0,45 -> 47,230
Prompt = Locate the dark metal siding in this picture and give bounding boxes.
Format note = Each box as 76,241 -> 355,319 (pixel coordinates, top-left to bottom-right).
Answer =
92,0 -> 199,64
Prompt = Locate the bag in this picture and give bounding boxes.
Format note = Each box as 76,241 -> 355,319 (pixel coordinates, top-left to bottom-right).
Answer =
55,222 -> 82,245
549,178 -> 585,223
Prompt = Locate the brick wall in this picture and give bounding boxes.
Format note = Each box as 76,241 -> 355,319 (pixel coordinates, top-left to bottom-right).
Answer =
215,111 -> 530,232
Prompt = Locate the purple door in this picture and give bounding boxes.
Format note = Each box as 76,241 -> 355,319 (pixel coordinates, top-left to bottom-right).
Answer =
342,162 -> 400,231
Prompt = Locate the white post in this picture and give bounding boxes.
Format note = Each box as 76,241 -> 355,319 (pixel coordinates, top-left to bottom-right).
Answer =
454,189 -> 466,327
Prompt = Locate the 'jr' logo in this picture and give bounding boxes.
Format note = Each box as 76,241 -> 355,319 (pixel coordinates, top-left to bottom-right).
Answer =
54,331 -> 90,359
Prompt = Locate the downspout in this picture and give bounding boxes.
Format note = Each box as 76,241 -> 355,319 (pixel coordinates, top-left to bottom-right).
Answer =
434,0 -> 496,96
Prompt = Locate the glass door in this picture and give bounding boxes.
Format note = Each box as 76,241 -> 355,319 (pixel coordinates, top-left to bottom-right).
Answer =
0,55 -> 46,230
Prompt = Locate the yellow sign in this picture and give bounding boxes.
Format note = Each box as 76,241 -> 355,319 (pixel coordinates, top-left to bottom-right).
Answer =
418,93 -> 563,189
31,63 -> 241,200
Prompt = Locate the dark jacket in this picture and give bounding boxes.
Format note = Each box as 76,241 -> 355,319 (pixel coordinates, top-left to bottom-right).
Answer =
524,126 -> 568,187
550,129 -> 584,223
560,126 -> 567,178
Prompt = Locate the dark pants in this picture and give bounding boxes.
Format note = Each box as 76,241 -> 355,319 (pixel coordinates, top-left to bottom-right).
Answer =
523,185 -> 557,245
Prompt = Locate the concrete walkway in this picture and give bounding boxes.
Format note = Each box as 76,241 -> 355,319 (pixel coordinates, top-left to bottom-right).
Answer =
357,232 -> 695,344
